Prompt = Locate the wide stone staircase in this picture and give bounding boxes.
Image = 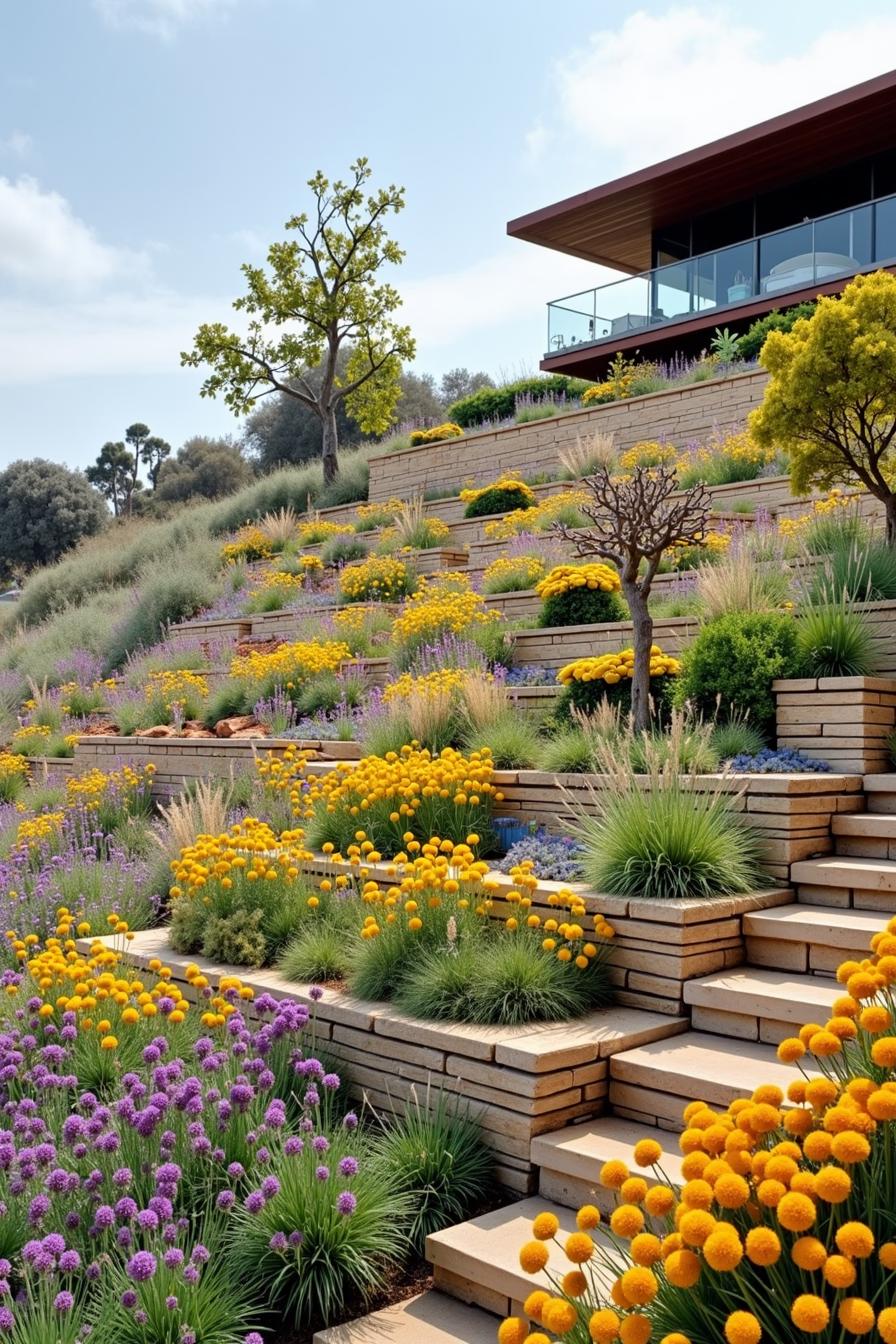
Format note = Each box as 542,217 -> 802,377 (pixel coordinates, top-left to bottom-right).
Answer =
314,776 -> 896,1342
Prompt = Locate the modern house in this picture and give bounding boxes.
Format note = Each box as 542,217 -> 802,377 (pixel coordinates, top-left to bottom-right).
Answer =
508,69 -> 896,377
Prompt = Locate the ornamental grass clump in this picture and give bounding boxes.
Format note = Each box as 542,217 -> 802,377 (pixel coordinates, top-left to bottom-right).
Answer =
168,816 -> 318,966
573,720 -> 765,902
536,563 -> 625,627
503,912 -> 896,1344
338,554 -> 416,603
303,744 -> 500,853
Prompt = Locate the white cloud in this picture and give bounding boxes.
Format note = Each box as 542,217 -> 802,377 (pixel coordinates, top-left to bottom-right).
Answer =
402,244 -> 611,351
552,8 -> 896,168
0,130 -> 32,159
524,121 -> 551,164
92,0 -> 237,40
0,176 -> 149,290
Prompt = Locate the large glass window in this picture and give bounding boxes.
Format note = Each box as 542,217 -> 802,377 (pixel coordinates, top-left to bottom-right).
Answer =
815,205 -> 872,271
875,197 -> 896,264
759,223 -> 813,296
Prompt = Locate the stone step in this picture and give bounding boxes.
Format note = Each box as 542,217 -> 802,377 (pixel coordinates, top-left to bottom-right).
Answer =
833,812 -> 896,859
313,1291 -> 498,1342
791,855 -> 896,912
608,1030 -> 816,1129
532,1116 -> 683,1212
863,773 -> 896,815
683,967 -> 838,1044
426,1196 -> 615,1317
744,902 -> 881,974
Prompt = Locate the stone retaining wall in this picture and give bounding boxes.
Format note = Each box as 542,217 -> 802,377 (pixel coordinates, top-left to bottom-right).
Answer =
775,674 -> 896,773
367,371 -> 770,500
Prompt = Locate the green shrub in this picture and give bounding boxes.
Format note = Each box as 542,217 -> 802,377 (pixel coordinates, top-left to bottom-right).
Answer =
463,482 -> 535,519
675,611 -> 801,738
710,717 -> 766,762
797,602 -> 876,678
738,300 -> 817,361
540,587 -> 625,628
374,1090 -> 494,1253
463,710 -> 542,769
102,560 -> 219,673
448,375 -> 591,428
203,680 -> 252,729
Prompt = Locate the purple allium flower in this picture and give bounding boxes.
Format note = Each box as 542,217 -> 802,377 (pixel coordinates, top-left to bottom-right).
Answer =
0,1307 -> 13,1330
54,1291 -> 74,1312
339,1156 -> 359,1177
269,1232 -> 287,1252
343,1111 -> 359,1130
126,1251 -> 157,1282
260,1176 -> 280,1199
337,1191 -> 357,1216
312,1136 -> 329,1153
166,1295 -> 178,1310
216,1191 -> 235,1212
120,1290 -> 138,1309
315,1165 -> 330,1182
183,1264 -> 199,1285
191,1244 -> 209,1265
309,986 -> 324,1002
244,1192 -> 264,1214
245,1335 -> 264,1344
163,1249 -> 184,1269
59,1250 -> 81,1272
288,1230 -> 303,1248
284,1137 -> 303,1157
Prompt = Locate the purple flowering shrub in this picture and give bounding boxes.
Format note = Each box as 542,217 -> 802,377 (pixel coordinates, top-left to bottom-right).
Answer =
497,831 -> 585,882
0,963 -> 406,1339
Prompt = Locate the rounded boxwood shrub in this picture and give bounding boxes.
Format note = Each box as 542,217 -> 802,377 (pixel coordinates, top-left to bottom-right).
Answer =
536,563 -> 625,628
461,477 -> 535,519
674,610 -> 801,738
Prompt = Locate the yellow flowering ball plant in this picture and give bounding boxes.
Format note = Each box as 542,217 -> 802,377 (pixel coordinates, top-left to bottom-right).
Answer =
0,750 -> 29,802
390,572 -> 501,670
339,555 -> 417,604
331,605 -> 394,658
556,646 -> 681,718
460,476 -> 536,520
168,816 -> 319,967
616,440 -> 678,473
536,563 -> 625,628
143,668 -> 209,725
409,421 -> 464,446
298,518 -> 355,546
304,744 -> 501,854
229,639 -> 351,702
663,529 -> 733,573
504,913 -> 896,1344
306,836 -> 616,1024
353,497 -> 404,532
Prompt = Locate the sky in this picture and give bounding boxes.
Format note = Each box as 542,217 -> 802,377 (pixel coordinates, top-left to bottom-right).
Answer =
2,0 -> 896,469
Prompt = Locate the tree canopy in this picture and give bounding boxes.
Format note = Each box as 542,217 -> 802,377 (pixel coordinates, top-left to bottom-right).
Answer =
750,270 -> 896,543
0,459 -> 107,580
182,158 -> 415,484
155,436 -> 253,503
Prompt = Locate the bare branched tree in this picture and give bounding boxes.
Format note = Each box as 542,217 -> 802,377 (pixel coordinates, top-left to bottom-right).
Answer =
556,465 -> 711,730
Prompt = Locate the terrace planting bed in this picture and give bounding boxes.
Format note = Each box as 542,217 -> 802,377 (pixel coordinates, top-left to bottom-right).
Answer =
96,927 -> 687,1194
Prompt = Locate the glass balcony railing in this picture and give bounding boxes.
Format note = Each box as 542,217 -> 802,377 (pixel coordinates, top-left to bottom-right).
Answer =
547,192 -> 896,356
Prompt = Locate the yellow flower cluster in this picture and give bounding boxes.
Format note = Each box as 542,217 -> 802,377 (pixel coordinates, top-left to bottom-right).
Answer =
500,859 -> 615,963
391,573 -> 499,647
778,488 -> 857,539
304,745 -> 501,827
618,440 -> 678,472
11,723 -> 50,746
557,645 -> 681,687
66,763 -> 155,810
339,555 -> 414,603
298,519 -> 354,545
0,751 -> 29,781
535,563 -> 621,600
253,744 -> 310,816
382,668 -> 468,704
484,490 -> 589,540
220,526 -> 272,564
459,476 -> 536,507
482,554 -> 547,591
14,810 -> 64,851
354,497 -> 404,528
169,816 -> 312,903
230,638 -> 350,685
505,913 -> 896,1344
666,529 -> 733,569
144,668 -> 209,710
409,421 -> 464,446
582,378 -> 630,404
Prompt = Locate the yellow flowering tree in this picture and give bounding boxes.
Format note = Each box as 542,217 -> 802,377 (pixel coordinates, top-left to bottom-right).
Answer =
750,270 -> 896,545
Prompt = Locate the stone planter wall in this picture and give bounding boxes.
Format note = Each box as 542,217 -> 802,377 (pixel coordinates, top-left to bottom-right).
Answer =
105,929 -> 685,1193
367,371 -> 770,500
510,616 -> 700,669
24,755 -> 76,778
775,674 -> 896,773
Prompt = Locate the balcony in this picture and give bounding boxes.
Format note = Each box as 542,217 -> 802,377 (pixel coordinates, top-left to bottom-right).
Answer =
546,192 -> 896,358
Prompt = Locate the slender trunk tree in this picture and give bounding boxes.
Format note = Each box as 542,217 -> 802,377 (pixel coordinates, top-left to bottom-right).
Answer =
556,466 -> 711,731
182,159 -> 415,486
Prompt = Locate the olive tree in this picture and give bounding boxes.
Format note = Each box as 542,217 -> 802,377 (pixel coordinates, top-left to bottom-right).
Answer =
556,465 -> 711,730
182,158 -> 415,485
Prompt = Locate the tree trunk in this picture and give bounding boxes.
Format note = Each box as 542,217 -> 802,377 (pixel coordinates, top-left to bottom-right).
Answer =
321,407 -> 339,487
622,580 -> 654,733
886,493 -> 896,547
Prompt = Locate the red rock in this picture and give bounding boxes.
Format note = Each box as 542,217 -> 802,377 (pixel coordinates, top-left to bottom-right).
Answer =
215,714 -> 259,738
229,727 -> 268,739
142,724 -> 175,739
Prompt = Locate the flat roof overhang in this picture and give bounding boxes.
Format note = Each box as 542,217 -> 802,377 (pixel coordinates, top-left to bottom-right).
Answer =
508,69 -> 896,273
538,264 -> 896,378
